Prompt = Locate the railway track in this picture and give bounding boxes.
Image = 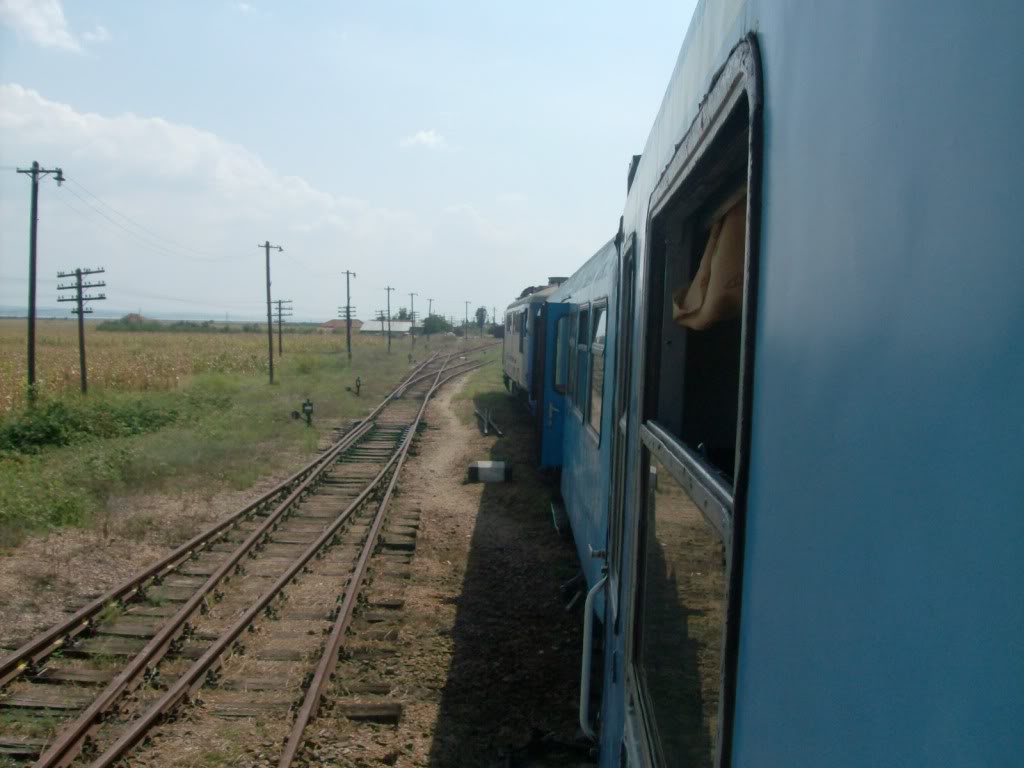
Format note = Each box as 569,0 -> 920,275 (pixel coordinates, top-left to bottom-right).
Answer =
0,345 -> 495,767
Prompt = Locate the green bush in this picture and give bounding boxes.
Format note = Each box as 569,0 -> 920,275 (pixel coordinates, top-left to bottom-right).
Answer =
0,397 -> 178,454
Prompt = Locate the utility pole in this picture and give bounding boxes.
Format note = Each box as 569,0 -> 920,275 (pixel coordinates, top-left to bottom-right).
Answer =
464,301 -> 470,343
274,299 -> 293,356
408,292 -> 417,345
259,241 -> 283,384
426,297 -> 434,340
385,286 -> 395,354
16,161 -> 64,401
342,270 -> 356,360
56,267 -> 105,394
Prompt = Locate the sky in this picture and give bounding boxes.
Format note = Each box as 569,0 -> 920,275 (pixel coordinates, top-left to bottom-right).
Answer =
0,0 -> 697,323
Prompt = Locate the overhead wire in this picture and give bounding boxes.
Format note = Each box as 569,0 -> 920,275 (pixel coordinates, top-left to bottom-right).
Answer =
56,182 -> 240,266
63,177 -> 236,262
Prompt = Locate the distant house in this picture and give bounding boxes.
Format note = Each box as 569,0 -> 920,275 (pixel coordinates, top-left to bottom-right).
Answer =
359,320 -> 413,335
318,318 -> 363,334
122,313 -> 147,323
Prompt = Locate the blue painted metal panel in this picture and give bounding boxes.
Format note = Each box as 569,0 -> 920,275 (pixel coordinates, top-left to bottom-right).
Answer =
732,2 -> 1024,766
596,1 -> 1024,765
540,302 -> 571,468
550,241 -> 618,612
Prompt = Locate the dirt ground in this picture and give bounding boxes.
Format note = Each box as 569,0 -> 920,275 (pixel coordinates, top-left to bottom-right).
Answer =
0,461 -> 307,651
307,372 -> 591,768
0,362 -> 591,767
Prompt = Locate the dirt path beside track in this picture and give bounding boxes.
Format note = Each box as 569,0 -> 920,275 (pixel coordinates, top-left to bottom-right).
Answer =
314,373 -> 590,767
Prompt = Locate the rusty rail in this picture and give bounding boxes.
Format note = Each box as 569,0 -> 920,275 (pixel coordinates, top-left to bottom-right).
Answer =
0,354 -> 440,694
278,358 -> 490,765
86,354 -> 461,767
23,356 -> 443,768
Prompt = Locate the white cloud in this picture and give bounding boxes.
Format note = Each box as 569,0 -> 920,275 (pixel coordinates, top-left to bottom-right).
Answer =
399,129 -> 447,151
0,84 -> 480,319
0,0 -> 80,51
0,85 -> 560,323
81,23 -> 110,44
236,2 -> 253,14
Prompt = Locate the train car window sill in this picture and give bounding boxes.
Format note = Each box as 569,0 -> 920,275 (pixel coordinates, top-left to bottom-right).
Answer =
640,421 -> 733,544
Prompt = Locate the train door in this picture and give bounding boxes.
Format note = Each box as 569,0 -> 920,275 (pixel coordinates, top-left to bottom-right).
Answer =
539,302 -> 571,467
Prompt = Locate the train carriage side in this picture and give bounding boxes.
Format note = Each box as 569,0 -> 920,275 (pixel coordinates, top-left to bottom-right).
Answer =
596,2 -> 1024,767
545,240 -> 618,608
502,281 -> 563,408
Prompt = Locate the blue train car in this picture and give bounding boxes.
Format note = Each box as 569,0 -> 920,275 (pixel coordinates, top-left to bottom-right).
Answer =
536,242 -> 619,577
532,2 -> 1024,766
502,278 -> 566,409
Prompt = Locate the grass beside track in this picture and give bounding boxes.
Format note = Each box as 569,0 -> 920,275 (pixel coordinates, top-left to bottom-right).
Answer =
452,346 -> 506,427
0,323 -> 467,548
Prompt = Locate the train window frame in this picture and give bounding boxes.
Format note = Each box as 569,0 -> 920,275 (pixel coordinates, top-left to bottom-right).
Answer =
554,314 -> 569,394
518,309 -> 525,353
624,36 -> 762,768
573,303 -> 591,419
609,233 -> 636,622
586,298 -> 608,442
567,308 -> 578,405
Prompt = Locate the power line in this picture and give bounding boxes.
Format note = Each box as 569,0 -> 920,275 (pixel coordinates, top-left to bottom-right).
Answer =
59,183 -> 237,265
64,178 -> 229,261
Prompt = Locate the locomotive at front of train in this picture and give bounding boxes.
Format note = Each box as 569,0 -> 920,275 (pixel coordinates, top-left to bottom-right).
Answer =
588,1 -> 1024,767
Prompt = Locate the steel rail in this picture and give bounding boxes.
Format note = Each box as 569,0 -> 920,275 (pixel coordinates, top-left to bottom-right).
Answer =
28,357 -> 442,768
0,355 -> 440,692
87,355 -> 459,768
32,423 -> 372,768
397,357 -> 490,395
278,358 -> 490,765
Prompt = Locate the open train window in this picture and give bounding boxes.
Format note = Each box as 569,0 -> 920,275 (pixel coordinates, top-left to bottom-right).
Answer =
629,37 -> 761,768
588,299 -> 608,436
574,305 -> 590,416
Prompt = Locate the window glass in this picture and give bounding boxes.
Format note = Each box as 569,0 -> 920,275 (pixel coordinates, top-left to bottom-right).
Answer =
637,450 -> 726,767
575,307 -> 590,413
518,310 -> 525,352
589,304 -> 607,433
554,315 -> 569,393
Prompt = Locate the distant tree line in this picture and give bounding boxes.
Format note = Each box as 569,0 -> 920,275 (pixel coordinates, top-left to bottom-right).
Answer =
97,315 -> 319,334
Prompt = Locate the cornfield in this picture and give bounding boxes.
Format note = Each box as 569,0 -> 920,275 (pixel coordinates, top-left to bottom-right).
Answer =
0,319 -> 361,414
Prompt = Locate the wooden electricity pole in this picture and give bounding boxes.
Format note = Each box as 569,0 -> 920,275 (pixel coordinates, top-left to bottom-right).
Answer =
408,292 -> 417,345
56,267 -> 105,394
385,286 -> 395,354
259,241 -> 283,383
274,299 -> 293,355
16,161 -> 64,401
342,270 -> 356,360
